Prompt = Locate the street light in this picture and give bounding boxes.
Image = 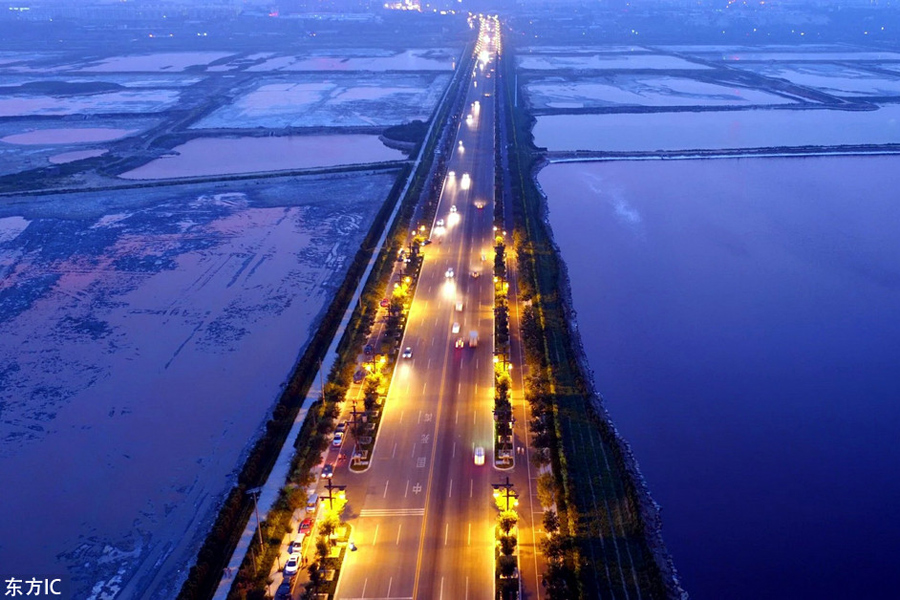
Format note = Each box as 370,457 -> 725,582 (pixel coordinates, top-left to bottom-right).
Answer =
246,486 -> 281,570
492,476 -> 519,511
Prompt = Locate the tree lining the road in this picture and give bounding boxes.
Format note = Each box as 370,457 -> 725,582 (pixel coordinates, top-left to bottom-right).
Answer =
498,40 -> 682,600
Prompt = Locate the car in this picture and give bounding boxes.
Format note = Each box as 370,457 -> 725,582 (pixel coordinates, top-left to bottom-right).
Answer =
445,268 -> 454,279
284,553 -> 301,577
380,298 -> 389,307
448,170 -> 456,179
471,271 -> 480,278
275,581 -> 292,600
452,322 -> 460,334
288,536 -> 304,554
455,338 -> 465,349
436,218 -> 445,228
460,173 -> 471,190
333,431 -> 344,447
364,344 -> 373,355
353,369 -> 365,383
475,200 -> 485,209
455,301 -> 464,312
402,346 -> 413,359
450,204 -> 457,213
322,464 -> 333,478
335,421 -> 347,433
458,140 -> 464,151
299,518 -> 313,535
474,446 -> 485,466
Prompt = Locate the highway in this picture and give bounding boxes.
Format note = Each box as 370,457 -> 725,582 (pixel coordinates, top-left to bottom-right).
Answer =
333,18 -> 505,600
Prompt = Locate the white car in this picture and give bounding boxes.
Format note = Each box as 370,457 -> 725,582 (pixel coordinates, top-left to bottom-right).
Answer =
445,268 -> 454,278
460,173 -> 471,190
452,322 -> 460,334
332,431 -> 344,447
474,446 -> 485,466
450,204 -> 457,213
284,553 -> 301,577
436,218 -> 445,228
455,301 -> 464,312
448,170 -> 456,180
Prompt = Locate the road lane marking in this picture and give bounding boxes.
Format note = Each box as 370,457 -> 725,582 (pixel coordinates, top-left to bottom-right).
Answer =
422,382 -> 427,393
411,443 -> 416,458
445,523 -> 449,545
473,410 -> 476,425
373,524 -> 379,546
455,410 -> 459,424
362,578 -> 367,598
428,358 -> 432,369
359,508 -> 424,517
474,383 -> 478,395
383,480 -> 390,498
466,576 -> 469,600
387,577 -> 393,597
417,410 -> 422,424
397,524 -> 403,545
392,443 -> 397,459
476,358 -> 479,369
458,382 -> 461,394
470,478 -> 473,498
440,577 -> 444,600
452,441 -> 456,458
448,478 -> 453,497
399,411 -> 404,424
467,523 -> 471,546
405,480 -> 410,498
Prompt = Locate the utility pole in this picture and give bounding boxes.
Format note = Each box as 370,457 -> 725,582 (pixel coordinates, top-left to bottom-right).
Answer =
492,476 -> 519,511
323,478 -> 346,511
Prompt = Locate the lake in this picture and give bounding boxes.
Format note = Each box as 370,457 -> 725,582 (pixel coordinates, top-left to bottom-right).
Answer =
539,156 -> 900,599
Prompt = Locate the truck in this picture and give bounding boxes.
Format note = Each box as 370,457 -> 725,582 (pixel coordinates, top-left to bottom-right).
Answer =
469,330 -> 478,347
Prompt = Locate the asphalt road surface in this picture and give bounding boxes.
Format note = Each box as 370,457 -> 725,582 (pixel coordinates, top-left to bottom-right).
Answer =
333,20 -> 504,600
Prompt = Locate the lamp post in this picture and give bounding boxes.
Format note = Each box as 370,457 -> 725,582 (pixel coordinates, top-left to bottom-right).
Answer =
492,476 -> 519,511
246,486 -> 280,570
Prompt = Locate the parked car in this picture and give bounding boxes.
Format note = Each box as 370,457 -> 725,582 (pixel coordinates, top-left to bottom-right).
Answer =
275,581 -> 292,600
284,553 -> 301,577
288,535 -> 305,555
299,518 -> 313,535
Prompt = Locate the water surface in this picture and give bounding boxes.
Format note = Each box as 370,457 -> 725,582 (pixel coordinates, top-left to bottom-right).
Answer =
540,157 -> 900,599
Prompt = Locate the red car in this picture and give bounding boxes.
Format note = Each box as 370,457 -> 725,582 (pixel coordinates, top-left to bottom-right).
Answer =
299,518 -> 313,535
